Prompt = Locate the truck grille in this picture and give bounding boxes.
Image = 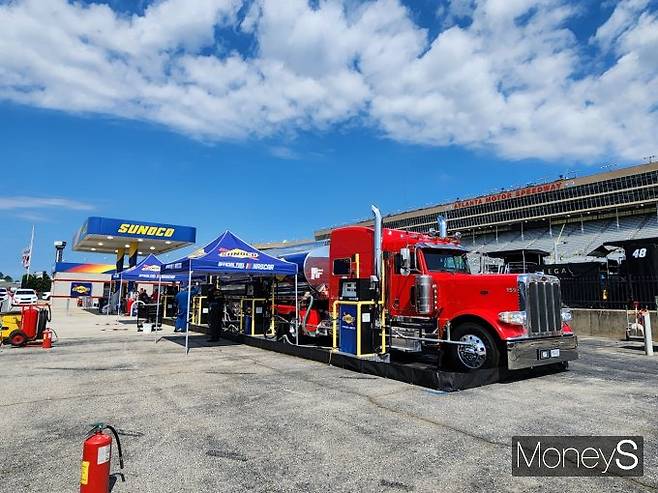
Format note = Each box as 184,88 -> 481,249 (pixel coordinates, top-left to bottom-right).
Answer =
519,275 -> 562,337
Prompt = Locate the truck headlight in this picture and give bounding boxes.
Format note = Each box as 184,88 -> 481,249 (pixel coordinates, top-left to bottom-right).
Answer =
498,311 -> 527,326
561,308 -> 572,322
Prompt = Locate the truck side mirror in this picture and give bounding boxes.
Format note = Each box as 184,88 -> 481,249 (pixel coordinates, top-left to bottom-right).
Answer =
400,248 -> 411,276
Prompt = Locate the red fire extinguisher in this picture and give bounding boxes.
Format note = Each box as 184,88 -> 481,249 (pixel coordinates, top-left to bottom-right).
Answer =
42,329 -> 52,349
80,423 -> 124,493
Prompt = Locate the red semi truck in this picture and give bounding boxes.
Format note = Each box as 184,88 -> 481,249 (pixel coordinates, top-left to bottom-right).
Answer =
275,207 -> 578,372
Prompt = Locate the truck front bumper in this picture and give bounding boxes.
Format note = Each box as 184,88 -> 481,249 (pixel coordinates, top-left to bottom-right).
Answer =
506,334 -> 578,371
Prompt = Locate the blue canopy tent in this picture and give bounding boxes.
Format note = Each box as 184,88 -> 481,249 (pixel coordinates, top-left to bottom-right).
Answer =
112,253 -> 195,282
112,254 -> 196,339
162,231 -> 299,353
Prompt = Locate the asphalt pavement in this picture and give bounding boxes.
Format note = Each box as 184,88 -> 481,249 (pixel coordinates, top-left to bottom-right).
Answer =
0,308 -> 656,492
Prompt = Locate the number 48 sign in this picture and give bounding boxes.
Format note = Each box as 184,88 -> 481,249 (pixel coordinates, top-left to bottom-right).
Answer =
632,248 -> 648,259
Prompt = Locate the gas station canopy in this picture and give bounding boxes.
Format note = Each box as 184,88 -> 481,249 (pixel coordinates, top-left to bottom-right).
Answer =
73,217 -> 196,255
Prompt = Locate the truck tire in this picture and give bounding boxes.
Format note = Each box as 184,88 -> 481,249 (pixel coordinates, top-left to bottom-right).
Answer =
8,330 -> 28,347
449,322 -> 500,371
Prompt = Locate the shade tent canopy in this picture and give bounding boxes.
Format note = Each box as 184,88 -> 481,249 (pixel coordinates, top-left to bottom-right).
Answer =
112,254 -> 192,282
162,231 -> 299,354
162,231 -> 298,276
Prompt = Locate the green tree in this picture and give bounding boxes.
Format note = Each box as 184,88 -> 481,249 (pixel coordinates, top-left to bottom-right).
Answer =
20,273 -> 52,293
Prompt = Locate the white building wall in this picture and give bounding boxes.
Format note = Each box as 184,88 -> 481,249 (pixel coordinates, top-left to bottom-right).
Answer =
51,272 -> 111,309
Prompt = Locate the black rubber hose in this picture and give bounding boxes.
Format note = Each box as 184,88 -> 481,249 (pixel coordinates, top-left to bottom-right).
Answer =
104,425 -> 125,470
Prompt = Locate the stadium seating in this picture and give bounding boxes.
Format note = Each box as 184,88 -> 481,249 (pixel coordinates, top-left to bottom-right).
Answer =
470,214 -> 658,264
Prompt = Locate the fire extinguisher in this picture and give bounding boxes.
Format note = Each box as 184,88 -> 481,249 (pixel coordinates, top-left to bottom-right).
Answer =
42,328 -> 58,349
42,329 -> 52,349
80,423 -> 124,493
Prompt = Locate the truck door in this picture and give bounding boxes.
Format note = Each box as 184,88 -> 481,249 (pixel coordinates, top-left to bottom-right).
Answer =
387,251 -> 418,316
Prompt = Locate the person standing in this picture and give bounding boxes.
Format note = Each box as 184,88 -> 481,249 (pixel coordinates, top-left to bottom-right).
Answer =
138,288 -> 150,304
174,284 -> 197,333
206,286 -> 224,342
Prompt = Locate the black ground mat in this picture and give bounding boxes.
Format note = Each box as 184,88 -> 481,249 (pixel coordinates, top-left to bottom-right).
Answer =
235,333 -> 504,392
161,318 -> 566,392
160,334 -> 242,348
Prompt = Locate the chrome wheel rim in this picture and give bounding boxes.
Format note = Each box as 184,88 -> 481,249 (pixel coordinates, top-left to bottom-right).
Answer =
457,334 -> 487,369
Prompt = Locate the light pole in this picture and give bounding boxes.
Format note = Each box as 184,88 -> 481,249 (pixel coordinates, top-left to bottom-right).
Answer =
54,241 -> 66,264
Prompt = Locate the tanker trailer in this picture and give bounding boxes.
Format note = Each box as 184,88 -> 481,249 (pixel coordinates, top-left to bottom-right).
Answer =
274,244 -> 333,340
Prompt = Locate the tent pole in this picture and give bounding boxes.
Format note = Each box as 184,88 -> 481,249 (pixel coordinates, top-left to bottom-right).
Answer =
117,273 -> 123,321
185,267 -> 192,355
107,280 -> 112,318
155,274 -> 162,343
294,274 -> 299,346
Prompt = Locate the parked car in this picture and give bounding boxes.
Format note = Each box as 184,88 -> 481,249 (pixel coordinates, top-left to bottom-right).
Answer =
0,287 -> 8,302
12,289 -> 38,306
41,291 -> 52,301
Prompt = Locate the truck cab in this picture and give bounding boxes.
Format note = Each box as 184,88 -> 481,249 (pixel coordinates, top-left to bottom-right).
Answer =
329,224 -> 578,372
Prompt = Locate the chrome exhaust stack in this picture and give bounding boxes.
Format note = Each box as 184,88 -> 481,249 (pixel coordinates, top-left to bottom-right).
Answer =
371,205 -> 382,286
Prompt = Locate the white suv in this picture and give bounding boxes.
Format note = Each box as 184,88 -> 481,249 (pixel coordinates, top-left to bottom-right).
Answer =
12,289 -> 38,306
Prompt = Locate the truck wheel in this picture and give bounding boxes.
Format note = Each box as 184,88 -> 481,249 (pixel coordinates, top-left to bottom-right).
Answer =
9,330 -> 28,347
450,323 -> 500,371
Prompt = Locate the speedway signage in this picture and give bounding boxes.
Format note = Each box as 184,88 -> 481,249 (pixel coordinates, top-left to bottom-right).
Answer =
452,181 -> 566,210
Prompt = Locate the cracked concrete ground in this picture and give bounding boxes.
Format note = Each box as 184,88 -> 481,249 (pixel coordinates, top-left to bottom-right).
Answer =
1,307 -> 656,492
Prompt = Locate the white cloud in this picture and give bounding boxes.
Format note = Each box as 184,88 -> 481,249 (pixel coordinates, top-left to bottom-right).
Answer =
15,211 -> 51,223
592,0 -> 649,51
0,0 -> 656,162
0,197 -> 95,211
269,145 -> 300,160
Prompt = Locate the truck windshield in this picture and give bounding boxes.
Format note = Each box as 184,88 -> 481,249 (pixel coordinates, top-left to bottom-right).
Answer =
423,249 -> 469,273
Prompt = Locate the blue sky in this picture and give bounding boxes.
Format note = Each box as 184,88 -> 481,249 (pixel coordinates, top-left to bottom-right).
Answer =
1,0 -> 657,278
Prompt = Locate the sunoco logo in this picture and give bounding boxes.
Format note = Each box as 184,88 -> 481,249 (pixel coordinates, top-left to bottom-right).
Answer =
72,285 -> 90,294
342,313 -> 355,325
219,248 -> 259,259
117,224 -> 175,237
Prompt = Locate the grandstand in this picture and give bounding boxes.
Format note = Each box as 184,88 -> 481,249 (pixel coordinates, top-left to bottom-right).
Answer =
259,160 -> 658,308
315,160 -> 658,269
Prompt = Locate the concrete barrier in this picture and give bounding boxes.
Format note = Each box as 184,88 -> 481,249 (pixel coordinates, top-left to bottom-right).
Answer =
571,308 -> 656,340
